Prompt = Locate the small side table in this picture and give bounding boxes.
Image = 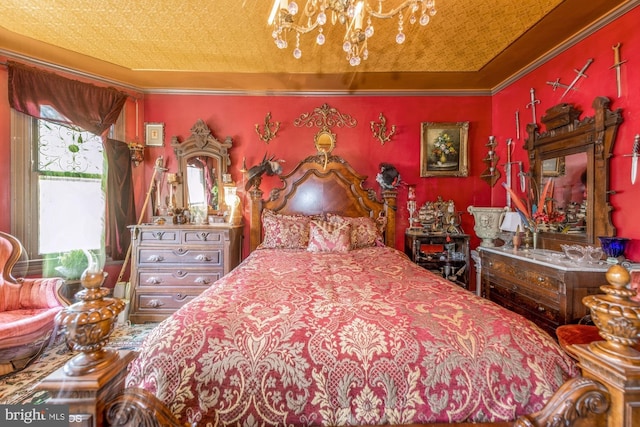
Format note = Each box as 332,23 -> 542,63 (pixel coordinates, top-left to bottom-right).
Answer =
404,228 -> 470,289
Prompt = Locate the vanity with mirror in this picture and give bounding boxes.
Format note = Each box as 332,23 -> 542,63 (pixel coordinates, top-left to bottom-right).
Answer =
525,97 -> 622,250
480,97 -> 623,337
129,119 -> 243,323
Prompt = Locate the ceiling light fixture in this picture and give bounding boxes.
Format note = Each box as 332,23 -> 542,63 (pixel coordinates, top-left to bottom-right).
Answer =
269,0 -> 437,66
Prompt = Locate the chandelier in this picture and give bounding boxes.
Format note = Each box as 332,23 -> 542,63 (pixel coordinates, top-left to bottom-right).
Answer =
269,0 -> 437,66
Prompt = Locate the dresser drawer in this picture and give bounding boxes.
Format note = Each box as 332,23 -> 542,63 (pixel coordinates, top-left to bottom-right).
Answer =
137,270 -> 223,288
484,253 -> 563,303
135,292 -> 200,313
488,280 -> 561,329
137,248 -> 223,266
137,228 -> 181,244
183,229 -> 226,245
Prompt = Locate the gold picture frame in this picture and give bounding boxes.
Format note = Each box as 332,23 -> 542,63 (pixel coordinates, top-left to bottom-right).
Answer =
420,122 -> 469,177
542,156 -> 566,177
145,122 -> 165,147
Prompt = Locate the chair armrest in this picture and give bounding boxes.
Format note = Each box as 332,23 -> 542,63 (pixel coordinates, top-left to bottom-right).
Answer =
18,277 -> 66,309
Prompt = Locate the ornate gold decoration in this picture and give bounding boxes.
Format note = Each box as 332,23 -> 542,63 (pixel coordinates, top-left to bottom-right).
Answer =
56,252 -> 125,376
268,0 -> 437,66
582,264 -> 640,365
128,142 -> 144,167
255,112 -> 280,144
295,103 -> 356,169
294,103 -> 357,130
370,113 -> 396,145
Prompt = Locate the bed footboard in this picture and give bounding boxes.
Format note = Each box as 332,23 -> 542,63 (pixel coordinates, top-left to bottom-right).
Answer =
97,376 -> 611,427
513,377 -> 609,426
104,388 -> 185,427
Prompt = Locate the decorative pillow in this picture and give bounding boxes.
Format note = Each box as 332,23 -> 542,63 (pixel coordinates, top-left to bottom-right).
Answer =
307,220 -> 352,253
326,213 -> 383,248
259,209 -> 311,249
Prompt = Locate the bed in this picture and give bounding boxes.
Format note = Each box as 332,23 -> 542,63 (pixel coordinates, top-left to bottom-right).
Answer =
60,154 -> 636,426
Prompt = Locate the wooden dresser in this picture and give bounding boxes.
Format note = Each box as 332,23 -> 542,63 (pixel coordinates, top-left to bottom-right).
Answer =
479,247 -> 608,337
128,224 -> 242,323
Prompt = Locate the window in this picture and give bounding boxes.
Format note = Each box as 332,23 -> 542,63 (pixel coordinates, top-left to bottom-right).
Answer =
11,108 -> 124,275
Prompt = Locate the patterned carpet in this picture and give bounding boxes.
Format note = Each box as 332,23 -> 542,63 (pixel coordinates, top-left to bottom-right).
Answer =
0,322 -> 157,405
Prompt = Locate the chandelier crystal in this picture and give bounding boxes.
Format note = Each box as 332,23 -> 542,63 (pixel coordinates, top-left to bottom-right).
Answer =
269,0 -> 437,66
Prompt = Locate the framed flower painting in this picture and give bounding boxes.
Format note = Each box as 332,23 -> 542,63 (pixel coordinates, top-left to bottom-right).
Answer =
420,122 -> 469,177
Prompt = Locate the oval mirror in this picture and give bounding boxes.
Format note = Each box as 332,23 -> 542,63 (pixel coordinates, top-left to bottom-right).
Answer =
315,129 -> 335,154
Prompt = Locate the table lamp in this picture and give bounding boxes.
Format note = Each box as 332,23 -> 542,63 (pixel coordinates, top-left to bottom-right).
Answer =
500,212 -> 524,249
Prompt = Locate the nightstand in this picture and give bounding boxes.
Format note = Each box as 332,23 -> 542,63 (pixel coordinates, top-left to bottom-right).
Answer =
405,229 -> 470,289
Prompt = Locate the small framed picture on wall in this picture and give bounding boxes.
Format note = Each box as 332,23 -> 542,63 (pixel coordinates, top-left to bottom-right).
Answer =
420,121 -> 469,177
145,122 -> 165,147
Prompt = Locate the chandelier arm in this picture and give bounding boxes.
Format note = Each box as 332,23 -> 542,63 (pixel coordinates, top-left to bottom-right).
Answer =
366,1 -> 433,19
278,21 -> 321,35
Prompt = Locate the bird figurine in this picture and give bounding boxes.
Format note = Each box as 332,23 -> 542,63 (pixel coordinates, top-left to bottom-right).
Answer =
245,153 -> 283,191
376,163 -> 401,190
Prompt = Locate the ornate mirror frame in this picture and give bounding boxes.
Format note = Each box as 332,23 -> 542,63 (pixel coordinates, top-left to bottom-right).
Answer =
524,97 -> 622,251
171,119 -> 233,215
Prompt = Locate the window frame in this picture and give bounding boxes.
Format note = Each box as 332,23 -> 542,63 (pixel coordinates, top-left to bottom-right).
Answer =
10,108 -> 125,275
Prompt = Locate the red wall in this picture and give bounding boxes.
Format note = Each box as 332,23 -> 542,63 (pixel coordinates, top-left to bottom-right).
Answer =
492,5 -> 640,260
141,94 -> 493,255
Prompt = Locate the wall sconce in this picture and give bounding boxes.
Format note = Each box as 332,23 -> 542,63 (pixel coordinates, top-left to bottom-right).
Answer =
128,142 -> 144,167
370,112 -> 396,145
255,112 -> 280,144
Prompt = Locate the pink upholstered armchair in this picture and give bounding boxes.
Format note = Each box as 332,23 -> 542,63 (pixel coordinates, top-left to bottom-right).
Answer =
0,231 -> 66,376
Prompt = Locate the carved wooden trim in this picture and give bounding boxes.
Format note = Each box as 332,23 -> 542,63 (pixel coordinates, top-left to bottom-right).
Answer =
514,377 -> 610,427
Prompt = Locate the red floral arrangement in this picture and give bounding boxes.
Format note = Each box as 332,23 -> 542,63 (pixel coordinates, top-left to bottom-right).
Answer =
503,178 -> 565,232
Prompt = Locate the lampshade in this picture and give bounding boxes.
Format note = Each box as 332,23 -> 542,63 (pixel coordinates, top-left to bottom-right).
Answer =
500,212 -> 523,232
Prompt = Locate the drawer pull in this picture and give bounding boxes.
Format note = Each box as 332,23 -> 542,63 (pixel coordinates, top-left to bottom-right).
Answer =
146,299 -> 164,308
196,254 -> 212,262
195,277 -> 212,285
146,277 -> 161,285
537,306 -> 546,312
148,255 -> 165,262
537,276 -> 545,283
151,231 -> 167,240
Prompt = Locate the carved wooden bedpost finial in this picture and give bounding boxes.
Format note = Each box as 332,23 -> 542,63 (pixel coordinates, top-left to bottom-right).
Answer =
55,251 -> 126,376
582,264 -> 640,364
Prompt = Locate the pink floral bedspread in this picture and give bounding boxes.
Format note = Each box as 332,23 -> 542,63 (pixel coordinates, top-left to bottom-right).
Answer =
126,247 -> 578,426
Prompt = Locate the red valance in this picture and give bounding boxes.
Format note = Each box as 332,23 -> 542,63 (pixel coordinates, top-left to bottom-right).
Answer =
7,61 -> 127,135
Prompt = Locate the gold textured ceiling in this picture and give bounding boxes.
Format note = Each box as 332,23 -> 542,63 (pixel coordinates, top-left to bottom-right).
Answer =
0,0 -> 631,93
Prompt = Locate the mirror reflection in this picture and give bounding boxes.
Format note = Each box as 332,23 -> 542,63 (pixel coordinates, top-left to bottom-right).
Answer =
186,155 -> 220,214
540,152 -> 587,235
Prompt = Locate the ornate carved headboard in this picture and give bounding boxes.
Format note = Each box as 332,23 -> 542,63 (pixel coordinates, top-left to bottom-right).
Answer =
247,154 -> 397,252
